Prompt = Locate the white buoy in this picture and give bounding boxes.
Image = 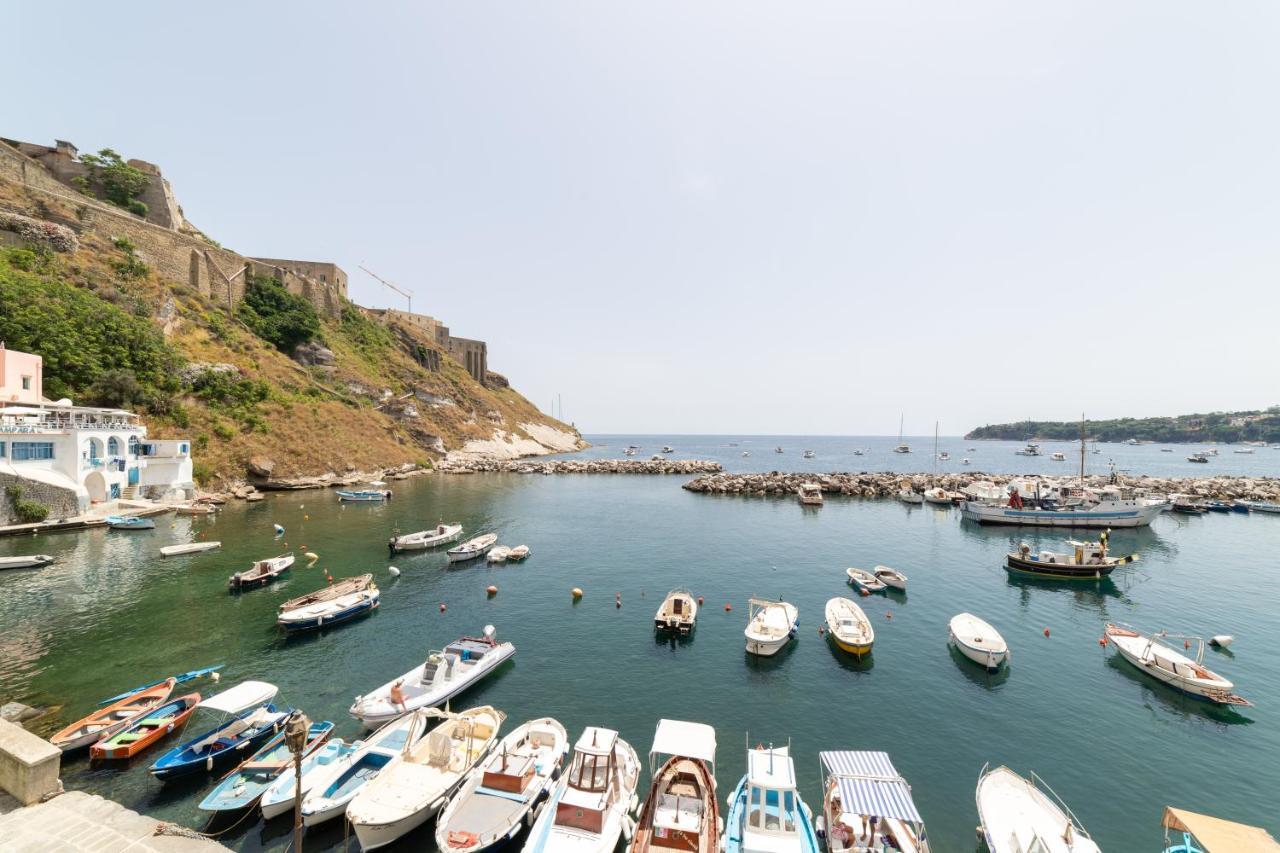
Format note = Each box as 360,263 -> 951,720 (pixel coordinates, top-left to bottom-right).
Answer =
388,566 -> 401,577
1211,635 -> 1235,648
210,671 -> 221,682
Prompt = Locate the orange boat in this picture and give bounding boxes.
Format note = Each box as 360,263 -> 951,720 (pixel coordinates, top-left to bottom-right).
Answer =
50,678 -> 176,751
90,692 -> 201,761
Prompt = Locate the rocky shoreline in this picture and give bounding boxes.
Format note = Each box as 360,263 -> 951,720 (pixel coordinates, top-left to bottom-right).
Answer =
682,470 -> 1280,501
438,458 -> 724,475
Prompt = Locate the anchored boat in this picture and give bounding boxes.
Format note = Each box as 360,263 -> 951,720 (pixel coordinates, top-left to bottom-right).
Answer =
961,483 -> 1165,528
654,588 -> 698,635
50,678 -> 176,752
149,681 -> 289,781
0,554 -> 54,570
228,552 -> 294,591
845,567 -> 886,594
818,750 -> 930,853
744,598 -> 799,656
389,522 -> 463,553
260,738 -> 357,820
724,742 -> 819,853
90,692 -> 201,761
629,719 -> 720,853
1103,624 -> 1251,706
337,488 -> 393,501
1160,806 -> 1280,853
797,482 -> 824,506
824,598 -> 874,657
1005,539 -> 1137,580
874,565 -> 907,591
277,574 -> 380,633
160,541 -> 221,557
976,764 -> 1099,853
949,613 -> 1008,670
448,533 -> 499,563
197,717 -> 333,812
106,515 -> 156,530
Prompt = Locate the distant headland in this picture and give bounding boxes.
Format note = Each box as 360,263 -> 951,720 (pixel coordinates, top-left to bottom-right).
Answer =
966,409 -> 1280,444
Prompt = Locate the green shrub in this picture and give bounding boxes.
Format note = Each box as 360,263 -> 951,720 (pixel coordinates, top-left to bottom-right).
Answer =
127,199 -> 148,218
236,275 -> 320,353
87,368 -> 145,408
191,461 -> 214,485
78,149 -> 149,211
192,371 -> 271,409
211,421 -> 235,441
5,485 -> 50,524
110,237 -> 148,280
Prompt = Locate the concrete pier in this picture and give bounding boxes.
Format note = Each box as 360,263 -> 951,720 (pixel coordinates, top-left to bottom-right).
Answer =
0,790 -> 228,851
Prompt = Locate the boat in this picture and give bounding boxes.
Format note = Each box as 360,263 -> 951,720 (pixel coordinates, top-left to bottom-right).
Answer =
522,726 -> 641,853
97,665 -> 223,705
775,446 -> 785,454
337,488 -> 393,501
937,451 -> 950,461
1160,806 -> 1280,853
797,482 -> 824,506
845,568 -> 886,594
1050,452 -> 1066,461
1126,438 -> 1139,445
278,577 -> 380,633
1240,500 -> 1280,514
228,552 -> 294,591
389,522 -> 464,553
0,554 -> 54,570
1234,448 -> 1256,455
160,541 -> 221,557
507,545 -> 530,561
1103,624 -> 1250,705
260,738 -> 358,819
629,719 -> 720,853
197,718 -> 333,812
301,710 -> 433,827
976,765 -> 1099,853
1187,453 -> 1210,463
744,597 -> 799,656
803,450 -> 816,459
1161,448 -> 1173,452
350,625 -> 516,726
1171,498 -> 1208,515
873,565 -> 907,591
1005,539 -> 1138,580
818,750 -> 930,853
90,692 -> 201,761
1015,443 -> 1042,457
949,613 -> 1008,670
625,449 -> 637,457
824,598 -> 874,656
50,679 -> 177,751
741,451 -> 750,457
893,415 -> 911,454
1205,448 -> 1219,456
448,533 -> 499,563
654,587 -> 698,635
922,487 -> 951,506
723,742 -> 819,853
897,489 -> 923,505
962,457 -> 971,465
487,546 -> 513,564
174,503 -> 216,516
435,717 -> 570,853
663,446 -> 675,454
852,449 -> 864,456
105,515 -> 156,530
348,705 -> 506,850
149,681 -> 290,780
960,483 -> 1165,528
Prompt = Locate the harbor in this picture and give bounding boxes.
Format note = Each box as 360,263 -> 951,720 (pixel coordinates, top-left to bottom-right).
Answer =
1,452 -> 1278,851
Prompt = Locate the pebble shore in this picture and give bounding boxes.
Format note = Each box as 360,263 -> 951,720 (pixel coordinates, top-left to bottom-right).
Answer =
438,458 -> 724,475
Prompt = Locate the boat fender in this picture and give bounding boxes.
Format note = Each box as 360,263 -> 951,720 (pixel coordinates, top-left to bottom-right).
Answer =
629,794 -> 639,815
487,585 -> 498,596
815,815 -> 826,837
1098,636 -> 1108,647
724,603 -> 732,612
886,611 -> 892,620
440,602 -> 447,612
206,754 -> 214,771
622,815 -> 635,841
572,588 -> 583,599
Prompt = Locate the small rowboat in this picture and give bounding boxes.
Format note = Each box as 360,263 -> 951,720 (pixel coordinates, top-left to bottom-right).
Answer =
1103,624 -> 1251,706
845,567 -> 886,593
506,545 -> 530,561
90,693 -> 201,761
174,504 -> 216,516
825,597 -> 874,656
278,574 -> 374,611
389,522 -> 463,553
337,489 -> 392,502
229,552 -> 294,591
487,545 -> 513,564
447,533 -> 498,563
873,565 -> 908,591
950,613 -> 1008,670
160,541 -> 222,557
278,586 -> 380,633
198,719 -> 334,812
149,681 -> 288,781
0,554 -> 54,570
106,515 -> 156,530
260,738 -> 358,819
51,679 -> 177,751
897,489 -> 924,505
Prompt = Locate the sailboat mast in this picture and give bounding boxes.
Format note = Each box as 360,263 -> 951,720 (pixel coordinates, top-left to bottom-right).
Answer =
1079,414 -> 1086,486
933,421 -> 939,476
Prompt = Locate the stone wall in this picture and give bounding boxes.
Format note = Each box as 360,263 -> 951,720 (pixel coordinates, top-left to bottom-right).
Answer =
0,473 -> 81,526
444,335 -> 489,384
251,258 -> 347,297
370,308 -> 445,342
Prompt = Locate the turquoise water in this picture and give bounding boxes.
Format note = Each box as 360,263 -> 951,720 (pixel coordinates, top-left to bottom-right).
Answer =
1,442 -> 1278,851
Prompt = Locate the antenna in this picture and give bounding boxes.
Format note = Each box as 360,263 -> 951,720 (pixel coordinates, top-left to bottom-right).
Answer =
358,264 -> 413,313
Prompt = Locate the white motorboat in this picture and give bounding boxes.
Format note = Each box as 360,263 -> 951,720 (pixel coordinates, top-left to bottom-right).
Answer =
448,533 -> 499,563
845,567 -> 887,594
1241,500 -> 1280,514
260,738 -> 357,819
1050,452 -> 1066,461
873,565 -> 907,591
803,450 -> 816,459
1103,624 -> 1250,706
820,750 -> 931,853
301,711 -> 432,827
937,451 -> 950,461
1187,453 -> 1210,463
1234,448 -> 1256,454
662,446 -> 674,454
922,487 -> 951,506
348,705 -> 505,850
522,726 -> 641,853
350,626 -> 516,726
436,718 -> 569,853
892,444 -> 911,454
629,719 -> 720,853
824,597 -> 874,656
1015,443 -> 1042,457
949,613 -> 1008,670
741,451 -> 750,457
389,522 -> 463,553
654,587 -> 698,635
0,554 -> 54,570
228,552 -> 294,590
852,449 -> 864,456
797,482 -> 824,506
744,598 -> 799,656
897,489 -> 924,505
624,448 -> 637,457
962,457 -> 971,465
976,765 -> 1099,853
159,542 -> 221,558
277,583 -> 380,633
775,446 -> 785,454
960,483 -> 1166,528
487,546 -> 513,564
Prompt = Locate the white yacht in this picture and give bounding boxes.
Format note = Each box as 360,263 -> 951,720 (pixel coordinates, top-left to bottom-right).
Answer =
522,727 -> 641,853
744,598 -> 799,656
976,765 -> 1099,853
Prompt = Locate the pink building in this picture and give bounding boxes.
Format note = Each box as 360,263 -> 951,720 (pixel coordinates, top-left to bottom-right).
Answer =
0,344 -> 42,404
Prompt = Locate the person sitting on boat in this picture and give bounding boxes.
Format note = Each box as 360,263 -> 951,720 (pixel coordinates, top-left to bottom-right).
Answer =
389,679 -> 407,713
1008,489 -> 1024,509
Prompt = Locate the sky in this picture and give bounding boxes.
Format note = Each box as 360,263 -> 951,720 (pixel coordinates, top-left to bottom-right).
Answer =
9,2 -> 1280,435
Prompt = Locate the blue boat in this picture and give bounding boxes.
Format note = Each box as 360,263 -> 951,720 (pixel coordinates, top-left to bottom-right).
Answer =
105,515 -> 156,530
98,665 -> 224,706
149,681 -> 290,781
197,719 -> 333,812
300,711 -> 430,827
724,743 -> 820,853
336,489 -> 391,502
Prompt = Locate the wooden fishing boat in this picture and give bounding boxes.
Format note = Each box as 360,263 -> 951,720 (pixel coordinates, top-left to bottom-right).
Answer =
90,693 -> 201,761
0,554 -> 54,570
629,719 -> 720,853
337,489 -> 392,502
1103,624 -> 1251,706
198,718 -> 333,812
976,765 -> 1099,853
923,487 -> 952,506
724,743 -> 819,853
897,489 -> 924,505
278,584 -> 380,633
1006,540 -> 1137,580
654,587 -> 698,634
260,738 -> 357,819
845,567 -> 886,594
160,541 -> 221,557
149,681 -> 289,781
435,717 -> 570,853
949,613 -> 1008,670
448,533 -> 498,563
819,750 -> 931,853
744,598 -> 799,656
874,565 -> 908,590
50,679 -> 177,751
824,598 -> 874,656
389,522 -> 463,553
228,552 -> 294,591
106,515 -> 156,530
277,574 -> 374,612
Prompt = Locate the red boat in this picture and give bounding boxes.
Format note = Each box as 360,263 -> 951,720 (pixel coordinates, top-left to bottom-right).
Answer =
49,678 -> 176,751
89,692 -> 201,760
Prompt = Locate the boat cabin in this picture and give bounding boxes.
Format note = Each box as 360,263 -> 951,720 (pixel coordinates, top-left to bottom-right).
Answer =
643,720 -> 718,853
556,727 -> 620,835
421,636 -> 497,686
741,745 -> 803,853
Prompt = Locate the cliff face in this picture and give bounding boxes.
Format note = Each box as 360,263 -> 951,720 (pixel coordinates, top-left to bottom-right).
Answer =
0,139 -> 582,484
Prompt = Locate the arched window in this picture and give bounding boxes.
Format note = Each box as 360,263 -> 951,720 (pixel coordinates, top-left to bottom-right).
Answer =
107,437 -> 120,457
128,436 -> 140,457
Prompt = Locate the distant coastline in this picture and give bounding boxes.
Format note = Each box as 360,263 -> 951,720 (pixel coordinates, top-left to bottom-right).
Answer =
966,409 -> 1280,445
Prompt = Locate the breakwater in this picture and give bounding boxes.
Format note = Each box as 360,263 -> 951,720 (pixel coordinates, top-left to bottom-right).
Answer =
439,458 -> 724,475
682,470 -> 1280,500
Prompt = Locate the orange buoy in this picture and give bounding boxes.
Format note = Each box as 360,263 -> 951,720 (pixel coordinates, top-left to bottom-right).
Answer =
1044,628 -> 1051,638
1099,636 -> 1108,646
885,611 -> 892,620
697,596 -> 704,605
487,585 -> 498,596
724,603 -> 732,612
858,588 -> 870,597
439,602 -> 447,612
1184,639 -> 1191,650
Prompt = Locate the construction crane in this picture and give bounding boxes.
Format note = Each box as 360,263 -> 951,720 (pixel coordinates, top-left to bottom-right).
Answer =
359,264 -> 413,313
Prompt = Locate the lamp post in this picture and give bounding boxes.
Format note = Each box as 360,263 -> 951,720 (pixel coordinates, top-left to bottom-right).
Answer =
284,710 -> 311,852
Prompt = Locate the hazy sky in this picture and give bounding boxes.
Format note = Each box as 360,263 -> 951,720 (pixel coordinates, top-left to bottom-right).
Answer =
10,2 -> 1280,434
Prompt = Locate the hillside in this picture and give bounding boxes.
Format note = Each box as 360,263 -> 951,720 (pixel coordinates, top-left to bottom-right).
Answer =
0,142 -> 581,485
966,410 -> 1280,444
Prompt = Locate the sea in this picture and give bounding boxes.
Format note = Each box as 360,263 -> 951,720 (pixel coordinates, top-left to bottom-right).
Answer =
0,435 -> 1276,852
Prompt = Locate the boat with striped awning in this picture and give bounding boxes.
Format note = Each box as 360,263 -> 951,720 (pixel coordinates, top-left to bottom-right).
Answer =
818,751 -> 930,853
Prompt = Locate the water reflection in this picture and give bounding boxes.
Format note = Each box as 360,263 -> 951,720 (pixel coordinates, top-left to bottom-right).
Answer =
1103,655 -> 1254,726
654,629 -> 697,651
744,640 -> 799,671
824,636 -> 874,673
948,645 -> 1011,690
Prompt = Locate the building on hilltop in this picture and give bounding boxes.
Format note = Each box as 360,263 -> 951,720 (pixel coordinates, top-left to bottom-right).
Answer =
366,308 -> 490,385
0,344 -> 194,518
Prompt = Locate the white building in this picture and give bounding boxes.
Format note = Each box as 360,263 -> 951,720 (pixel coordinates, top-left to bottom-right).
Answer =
0,344 -> 194,510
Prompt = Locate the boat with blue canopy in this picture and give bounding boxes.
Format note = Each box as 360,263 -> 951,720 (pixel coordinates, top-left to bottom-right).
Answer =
723,741 -> 819,853
817,750 -> 930,852
198,717 -> 333,812
148,681 -> 289,781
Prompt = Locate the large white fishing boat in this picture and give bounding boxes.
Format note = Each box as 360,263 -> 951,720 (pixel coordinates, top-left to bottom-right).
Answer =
1103,624 -> 1250,706
960,483 -> 1166,528
976,765 -> 1099,853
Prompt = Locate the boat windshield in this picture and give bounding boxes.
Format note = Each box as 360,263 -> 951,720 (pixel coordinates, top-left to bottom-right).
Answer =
747,785 -> 797,834
568,748 -> 613,791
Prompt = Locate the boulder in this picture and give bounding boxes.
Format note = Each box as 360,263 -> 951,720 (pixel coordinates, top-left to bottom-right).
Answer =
292,341 -> 336,367
246,456 -> 275,478
1,702 -> 43,724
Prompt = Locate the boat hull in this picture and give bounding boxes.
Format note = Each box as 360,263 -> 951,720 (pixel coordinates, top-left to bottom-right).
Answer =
149,705 -> 288,781
90,694 -> 200,761
0,555 -> 54,570
279,590 -> 379,633
960,500 -> 1163,528
1004,554 -> 1119,580
351,642 -> 515,726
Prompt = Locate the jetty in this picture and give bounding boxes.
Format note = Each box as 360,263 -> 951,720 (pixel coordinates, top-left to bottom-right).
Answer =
682,471 -> 1280,502
439,458 -> 724,475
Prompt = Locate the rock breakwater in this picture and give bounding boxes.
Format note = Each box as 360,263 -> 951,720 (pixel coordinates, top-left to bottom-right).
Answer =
439,458 -> 724,475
